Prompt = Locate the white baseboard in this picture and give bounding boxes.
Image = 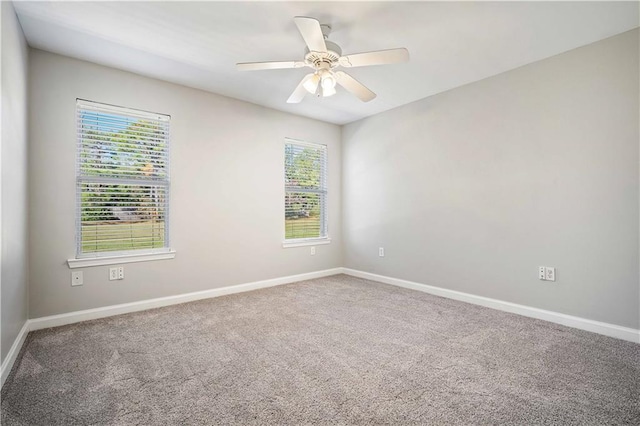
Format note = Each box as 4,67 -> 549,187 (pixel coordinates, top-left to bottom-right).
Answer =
29,268 -> 343,331
1,321 -> 30,387
342,268 -> 640,344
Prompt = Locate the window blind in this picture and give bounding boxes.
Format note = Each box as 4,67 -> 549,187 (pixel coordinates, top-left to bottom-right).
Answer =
76,99 -> 170,257
284,140 -> 327,241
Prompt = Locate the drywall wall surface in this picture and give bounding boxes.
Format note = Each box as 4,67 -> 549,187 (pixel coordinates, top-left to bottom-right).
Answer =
342,30 -> 640,329
28,50 -> 342,318
1,2 -> 29,363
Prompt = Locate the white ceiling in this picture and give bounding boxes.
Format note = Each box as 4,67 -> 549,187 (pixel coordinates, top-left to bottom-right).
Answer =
13,1 -> 639,125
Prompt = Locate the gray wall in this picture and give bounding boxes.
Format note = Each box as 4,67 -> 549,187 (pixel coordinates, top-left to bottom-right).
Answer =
22,28 -> 640,331
28,50 -> 342,318
342,30 -> 640,329
1,2 -> 29,363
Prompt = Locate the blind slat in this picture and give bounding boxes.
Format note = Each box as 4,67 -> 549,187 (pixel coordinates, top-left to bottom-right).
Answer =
79,130 -> 170,142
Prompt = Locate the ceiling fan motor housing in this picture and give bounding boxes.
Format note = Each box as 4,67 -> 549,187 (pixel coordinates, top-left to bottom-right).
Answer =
305,40 -> 342,69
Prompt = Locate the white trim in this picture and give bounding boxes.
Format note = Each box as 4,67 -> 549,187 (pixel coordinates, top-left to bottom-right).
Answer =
282,238 -> 331,248
284,137 -> 327,150
29,268 -> 342,331
1,321 -> 30,388
67,250 -> 176,268
342,268 -> 640,344
77,99 -> 170,121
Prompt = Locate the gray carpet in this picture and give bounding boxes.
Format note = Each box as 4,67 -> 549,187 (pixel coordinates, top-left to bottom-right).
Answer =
2,274 -> 639,425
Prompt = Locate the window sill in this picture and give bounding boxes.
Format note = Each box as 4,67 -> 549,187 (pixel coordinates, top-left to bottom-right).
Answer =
282,238 -> 331,248
67,250 -> 176,269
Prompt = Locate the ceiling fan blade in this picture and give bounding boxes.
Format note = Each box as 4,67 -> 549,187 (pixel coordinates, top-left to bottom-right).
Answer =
339,48 -> 409,68
335,71 -> 376,102
287,73 -> 316,104
294,16 -> 327,53
237,61 -> 305,71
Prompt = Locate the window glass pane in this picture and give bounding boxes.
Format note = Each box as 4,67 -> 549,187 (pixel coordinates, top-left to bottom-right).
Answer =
285,192 -> 322,239
285,144 -> 323,189
79,183 -> 166,253
78,112 -> 168,180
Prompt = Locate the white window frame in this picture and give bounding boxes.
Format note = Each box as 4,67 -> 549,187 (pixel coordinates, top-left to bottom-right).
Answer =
68,99 -> 175,268
283,138 -> 330,248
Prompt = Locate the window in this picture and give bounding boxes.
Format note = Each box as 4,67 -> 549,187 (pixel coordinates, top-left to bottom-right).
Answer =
76,99 -> 170,258
284,139 -> 328,244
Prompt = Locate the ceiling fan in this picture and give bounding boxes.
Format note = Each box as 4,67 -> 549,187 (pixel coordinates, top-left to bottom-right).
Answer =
236,16 -> 409,103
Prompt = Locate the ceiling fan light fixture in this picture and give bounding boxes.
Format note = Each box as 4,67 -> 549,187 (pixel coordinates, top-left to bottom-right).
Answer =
320,71 -> 336,90
303,73 -> 320,94
322,84 -> 336,97
318,69 -> 337,97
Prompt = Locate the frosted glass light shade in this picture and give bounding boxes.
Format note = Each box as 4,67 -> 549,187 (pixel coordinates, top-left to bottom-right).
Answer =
303,74 -> 320,94
322,85 -> 336,97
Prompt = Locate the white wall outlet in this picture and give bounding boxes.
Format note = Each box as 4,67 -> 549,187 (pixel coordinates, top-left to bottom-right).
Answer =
539,266 -> 556,281
117,266 -> 124,280
310,246 -> 316,255
71,271 -> 83,286
379,247 -> 385,257
109,267 -> 118,281
545,267 -> 556,282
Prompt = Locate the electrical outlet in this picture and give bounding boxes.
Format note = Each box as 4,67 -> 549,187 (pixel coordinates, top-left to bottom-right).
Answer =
310,246 -> 316,255
545,267 -> 556,282
379,247 -> 385,257
71,271 -> 83,286
109,267 -> 118,281
539,266 -> 556,281
117,266 -> 124,280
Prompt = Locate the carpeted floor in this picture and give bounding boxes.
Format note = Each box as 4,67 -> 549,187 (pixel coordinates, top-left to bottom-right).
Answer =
2,274 -> 639,425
